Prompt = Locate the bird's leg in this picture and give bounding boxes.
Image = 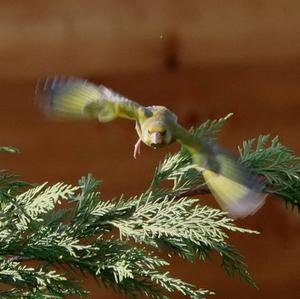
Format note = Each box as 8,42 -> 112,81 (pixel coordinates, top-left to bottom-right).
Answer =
134,138 -> 142,159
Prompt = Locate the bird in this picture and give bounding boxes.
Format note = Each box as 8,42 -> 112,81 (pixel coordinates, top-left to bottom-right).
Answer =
37,77 -> 266,218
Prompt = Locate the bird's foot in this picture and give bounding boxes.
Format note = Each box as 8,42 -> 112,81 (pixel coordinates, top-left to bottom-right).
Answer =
134,138 -> 142,159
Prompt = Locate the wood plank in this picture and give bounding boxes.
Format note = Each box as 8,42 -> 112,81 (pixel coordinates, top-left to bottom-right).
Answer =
1,1 -> 300,78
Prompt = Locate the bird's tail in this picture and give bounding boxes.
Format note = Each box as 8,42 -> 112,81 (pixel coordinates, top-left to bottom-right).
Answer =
36,77 -> 109,119
201,146 -> 266,218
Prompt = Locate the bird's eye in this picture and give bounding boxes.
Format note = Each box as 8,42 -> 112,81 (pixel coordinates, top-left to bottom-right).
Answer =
161,130 -> 167,136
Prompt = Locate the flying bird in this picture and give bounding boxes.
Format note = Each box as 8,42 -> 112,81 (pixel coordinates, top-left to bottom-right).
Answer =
37,77 -> 266,218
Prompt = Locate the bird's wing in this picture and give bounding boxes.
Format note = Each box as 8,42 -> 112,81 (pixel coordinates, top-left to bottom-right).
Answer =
37,77 -> 152,122
173,124 -> 266,218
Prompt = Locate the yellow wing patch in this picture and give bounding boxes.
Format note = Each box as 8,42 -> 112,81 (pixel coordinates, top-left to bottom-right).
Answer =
39,78 -> 102,118
203,169 -> 266,218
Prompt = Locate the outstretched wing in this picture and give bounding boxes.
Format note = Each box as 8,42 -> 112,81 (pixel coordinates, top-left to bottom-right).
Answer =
173,124 -> 266,218
37,77 -> 152,122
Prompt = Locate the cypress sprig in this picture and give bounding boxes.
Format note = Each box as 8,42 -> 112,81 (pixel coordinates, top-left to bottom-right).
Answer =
239,135 -> 300,209
0,115 -> 299,298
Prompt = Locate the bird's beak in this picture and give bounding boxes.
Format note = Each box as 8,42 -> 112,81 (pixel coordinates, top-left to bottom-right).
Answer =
150,132 -> 163,147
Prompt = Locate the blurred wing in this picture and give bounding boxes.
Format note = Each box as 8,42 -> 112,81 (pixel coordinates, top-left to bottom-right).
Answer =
38,77 -> 101,118
37,77 -> 151,122
202,152 -> 266,218
173,124 -> 266,218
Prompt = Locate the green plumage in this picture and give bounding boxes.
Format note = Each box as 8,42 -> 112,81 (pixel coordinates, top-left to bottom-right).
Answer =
38,77 -> 266,218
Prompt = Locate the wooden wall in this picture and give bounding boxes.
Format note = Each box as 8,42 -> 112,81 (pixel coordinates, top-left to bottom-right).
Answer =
0,1 -> 299,298
1,0 -> 300,79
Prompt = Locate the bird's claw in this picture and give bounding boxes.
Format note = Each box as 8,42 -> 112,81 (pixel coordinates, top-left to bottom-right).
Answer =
134,138 -> 142,159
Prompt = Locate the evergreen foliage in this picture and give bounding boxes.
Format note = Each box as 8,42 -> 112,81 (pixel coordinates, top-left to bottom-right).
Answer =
0,115 -> 299,298
238,135 -> 300,209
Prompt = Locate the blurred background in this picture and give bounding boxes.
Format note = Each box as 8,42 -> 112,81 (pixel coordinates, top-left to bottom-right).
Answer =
0,1 -> 300,298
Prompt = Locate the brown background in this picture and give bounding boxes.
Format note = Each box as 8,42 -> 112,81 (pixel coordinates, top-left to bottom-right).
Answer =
0,1 -> 299,298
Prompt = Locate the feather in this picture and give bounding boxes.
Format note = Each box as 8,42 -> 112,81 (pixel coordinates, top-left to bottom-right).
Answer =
202,168 -> 266,218
37,77 -> 103,118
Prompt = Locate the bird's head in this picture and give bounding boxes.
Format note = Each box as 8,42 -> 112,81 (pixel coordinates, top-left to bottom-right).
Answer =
142,121 -> 173,148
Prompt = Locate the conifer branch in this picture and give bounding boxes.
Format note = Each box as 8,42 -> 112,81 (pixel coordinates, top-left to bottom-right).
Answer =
0,115 -> 299,298
173,186 -> 210,200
